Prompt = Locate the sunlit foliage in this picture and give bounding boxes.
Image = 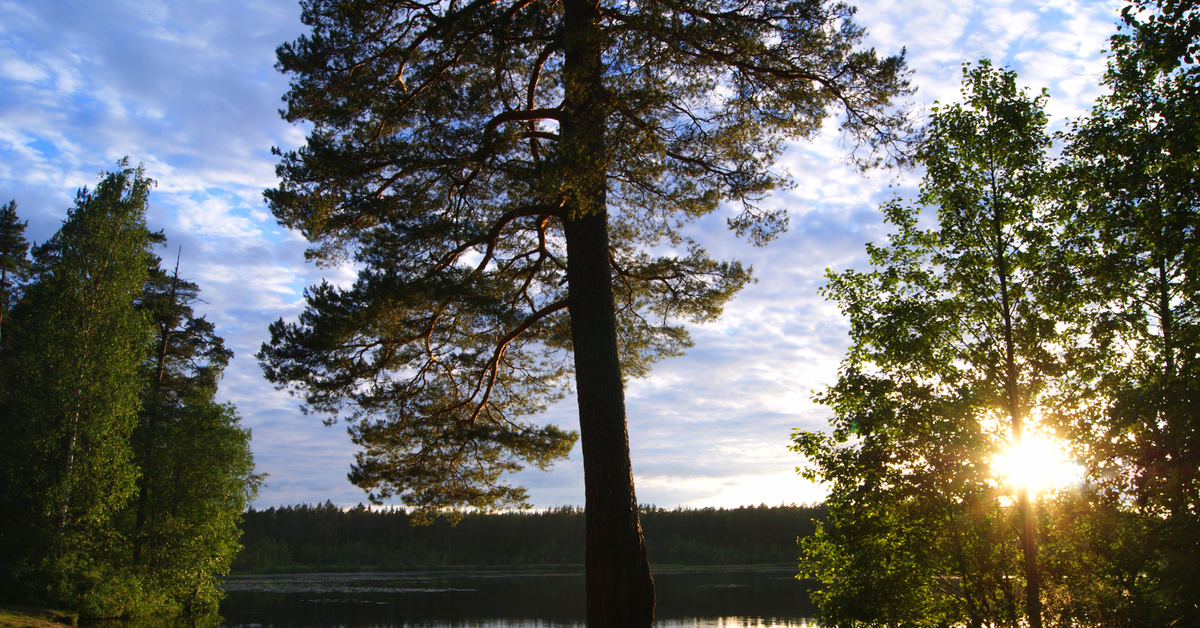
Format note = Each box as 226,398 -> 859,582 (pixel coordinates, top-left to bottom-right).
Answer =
797,2 -> 1200,626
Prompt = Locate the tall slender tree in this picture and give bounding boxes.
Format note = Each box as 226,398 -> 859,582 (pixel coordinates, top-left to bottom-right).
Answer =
259,0 -> 912,623
129,250 -> 258,614
132,248 -> 233,564
0,199 -> 32,581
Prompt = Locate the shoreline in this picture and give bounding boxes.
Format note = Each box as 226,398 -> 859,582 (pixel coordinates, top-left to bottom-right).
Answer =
0,607 -> 77,628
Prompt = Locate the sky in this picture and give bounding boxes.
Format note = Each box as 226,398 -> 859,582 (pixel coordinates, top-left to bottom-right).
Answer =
0,0 -> 1126,510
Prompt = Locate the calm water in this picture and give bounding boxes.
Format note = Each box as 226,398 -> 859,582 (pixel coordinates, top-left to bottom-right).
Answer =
218,567 -> 818,627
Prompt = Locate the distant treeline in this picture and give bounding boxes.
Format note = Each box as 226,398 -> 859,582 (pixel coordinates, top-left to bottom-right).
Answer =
233,503 -> 825,573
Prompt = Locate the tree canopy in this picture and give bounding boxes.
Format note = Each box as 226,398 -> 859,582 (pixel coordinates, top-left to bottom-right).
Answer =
261,0 -> 912,511
1057,0 -> 1200,623
793,61 -> 1063,628
3,164 -> 158,606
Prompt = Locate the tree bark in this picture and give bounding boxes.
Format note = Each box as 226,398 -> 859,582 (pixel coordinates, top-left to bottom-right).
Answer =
565,211 -> 656,628
561,0 -> 655,625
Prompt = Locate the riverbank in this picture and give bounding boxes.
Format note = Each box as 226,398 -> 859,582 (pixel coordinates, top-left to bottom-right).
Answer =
0,607 -> 77,628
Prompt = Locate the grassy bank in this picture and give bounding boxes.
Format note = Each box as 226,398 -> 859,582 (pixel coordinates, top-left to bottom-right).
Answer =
0,607 -> 77,628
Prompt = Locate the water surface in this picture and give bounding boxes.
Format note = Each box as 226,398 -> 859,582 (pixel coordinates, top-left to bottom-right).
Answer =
219,567 -> 817,627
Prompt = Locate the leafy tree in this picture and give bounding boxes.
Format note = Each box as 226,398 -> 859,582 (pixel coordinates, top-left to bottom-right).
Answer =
0,161 -> 156,617
259,0 -> 911,623
1058,0 -> 1200,623
793,62 -> 1066,628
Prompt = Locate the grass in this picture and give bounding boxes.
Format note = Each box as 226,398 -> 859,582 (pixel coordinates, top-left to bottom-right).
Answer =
0,607 -> 77,628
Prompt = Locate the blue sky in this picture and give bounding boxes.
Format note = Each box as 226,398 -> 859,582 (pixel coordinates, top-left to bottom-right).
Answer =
0,0 -> 1124,510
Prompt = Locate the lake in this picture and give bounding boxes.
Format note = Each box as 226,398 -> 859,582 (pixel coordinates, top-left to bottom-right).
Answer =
219,567 -> 818,627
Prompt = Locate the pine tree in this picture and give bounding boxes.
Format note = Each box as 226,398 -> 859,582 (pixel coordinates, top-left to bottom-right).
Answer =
0,200 -> 30,350
129,250 -> 259,614
0,199 -> 32,588
259,1 -> 912,622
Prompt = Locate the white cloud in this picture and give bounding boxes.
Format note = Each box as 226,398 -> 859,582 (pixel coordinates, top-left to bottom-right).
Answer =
0,0 -> 1127,510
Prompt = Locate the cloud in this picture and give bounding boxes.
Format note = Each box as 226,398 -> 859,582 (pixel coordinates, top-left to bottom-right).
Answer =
0,0 -> 1127,510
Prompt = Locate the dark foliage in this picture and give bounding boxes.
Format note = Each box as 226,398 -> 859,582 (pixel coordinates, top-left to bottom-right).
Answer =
232,502 -> 824,572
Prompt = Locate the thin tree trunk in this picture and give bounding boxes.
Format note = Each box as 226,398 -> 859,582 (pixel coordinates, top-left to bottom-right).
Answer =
561,0 -> 655,624
991,193 -> 1041,628
1157,255 -> 1173,378
55,315 -> 89,552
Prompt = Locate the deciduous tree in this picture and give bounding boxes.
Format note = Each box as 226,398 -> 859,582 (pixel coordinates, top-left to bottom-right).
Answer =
258,0 -> 912,623
794,62 -> 1064,628
1,161 -> 155,617
1060,0 -> 1200,623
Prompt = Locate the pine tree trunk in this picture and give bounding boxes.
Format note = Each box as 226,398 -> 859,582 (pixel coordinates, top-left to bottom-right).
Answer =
561,0 -> 655,624
133,254 -> 180,563
565,211 -> 656,628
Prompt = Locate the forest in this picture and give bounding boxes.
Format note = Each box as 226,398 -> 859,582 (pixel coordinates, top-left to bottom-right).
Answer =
232,503 -> 825,573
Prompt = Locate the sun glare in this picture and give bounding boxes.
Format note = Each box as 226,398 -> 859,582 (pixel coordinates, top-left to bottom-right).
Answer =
992,434 -> 1082,495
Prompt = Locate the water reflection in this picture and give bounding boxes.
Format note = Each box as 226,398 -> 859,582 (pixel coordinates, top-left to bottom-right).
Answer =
218,568 -> 817,627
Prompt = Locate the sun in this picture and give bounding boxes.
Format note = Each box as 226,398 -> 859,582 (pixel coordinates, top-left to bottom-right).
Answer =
992,433 -> 1082,495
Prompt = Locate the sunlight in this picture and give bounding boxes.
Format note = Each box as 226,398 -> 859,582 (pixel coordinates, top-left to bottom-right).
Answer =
992,433 -> 1083,495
